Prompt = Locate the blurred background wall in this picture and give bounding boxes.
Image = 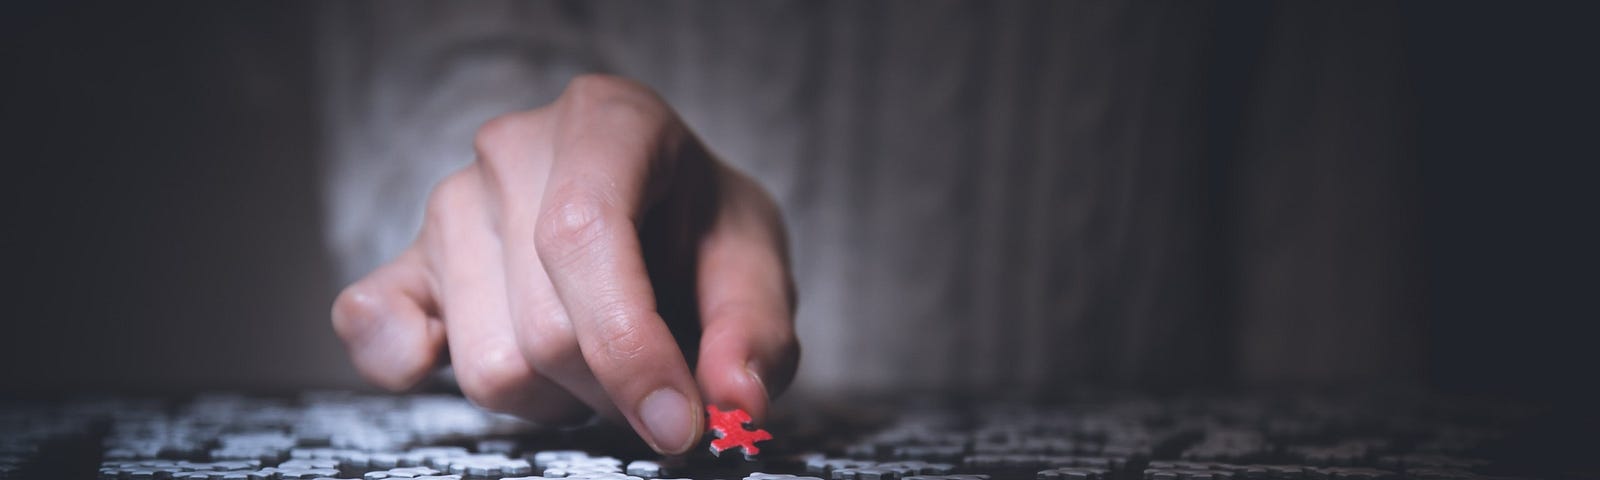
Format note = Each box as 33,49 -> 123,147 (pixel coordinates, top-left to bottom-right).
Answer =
2,1 -> 1593,400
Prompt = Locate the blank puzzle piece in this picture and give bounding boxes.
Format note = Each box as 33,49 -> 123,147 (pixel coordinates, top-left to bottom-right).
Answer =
707,405 -> 773,458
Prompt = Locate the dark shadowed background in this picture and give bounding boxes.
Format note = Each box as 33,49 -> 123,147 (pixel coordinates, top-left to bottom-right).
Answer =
2,1 -> 1593,403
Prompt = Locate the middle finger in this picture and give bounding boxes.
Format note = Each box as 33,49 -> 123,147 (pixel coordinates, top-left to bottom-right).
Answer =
426,166 -> 588,424
473,111 -> 621,421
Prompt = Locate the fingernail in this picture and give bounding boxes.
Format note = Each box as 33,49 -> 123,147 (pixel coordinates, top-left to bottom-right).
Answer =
745,360 -> 769,398
639,387 -> 694,454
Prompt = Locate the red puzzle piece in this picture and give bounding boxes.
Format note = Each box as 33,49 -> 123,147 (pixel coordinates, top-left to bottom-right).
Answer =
706,405 -> 772,458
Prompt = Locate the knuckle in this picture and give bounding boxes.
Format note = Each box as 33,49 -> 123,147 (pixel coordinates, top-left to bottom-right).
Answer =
533,189 -> 611,260
562,74 -> 666,124
472,113 -> 520,158
589,302 -> 650,363
472,111 -> 538,172
456,347 -> 535,413
709,301 -> 794,342
706,300 -> 764,325
423,169 -> 478,227
565,74 -> 650,102
522,332 -> 583,375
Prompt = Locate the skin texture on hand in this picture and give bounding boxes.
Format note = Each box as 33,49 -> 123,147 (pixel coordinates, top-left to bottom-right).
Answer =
331,74 -> 799,455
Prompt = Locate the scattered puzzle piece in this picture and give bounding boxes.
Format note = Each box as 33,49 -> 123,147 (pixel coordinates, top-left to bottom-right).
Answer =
707,405 -> 773,458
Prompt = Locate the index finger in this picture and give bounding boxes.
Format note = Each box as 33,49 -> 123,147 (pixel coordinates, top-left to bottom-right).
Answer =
533,75 -> 703,455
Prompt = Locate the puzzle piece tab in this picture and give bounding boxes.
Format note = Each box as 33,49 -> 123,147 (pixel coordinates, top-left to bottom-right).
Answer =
707,405 -> 773,458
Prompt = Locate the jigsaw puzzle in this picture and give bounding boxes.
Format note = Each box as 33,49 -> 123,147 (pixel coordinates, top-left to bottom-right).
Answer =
705,405 -> 772,459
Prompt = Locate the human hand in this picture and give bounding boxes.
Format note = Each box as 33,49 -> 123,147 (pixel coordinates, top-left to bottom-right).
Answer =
331,74 -> 799,455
